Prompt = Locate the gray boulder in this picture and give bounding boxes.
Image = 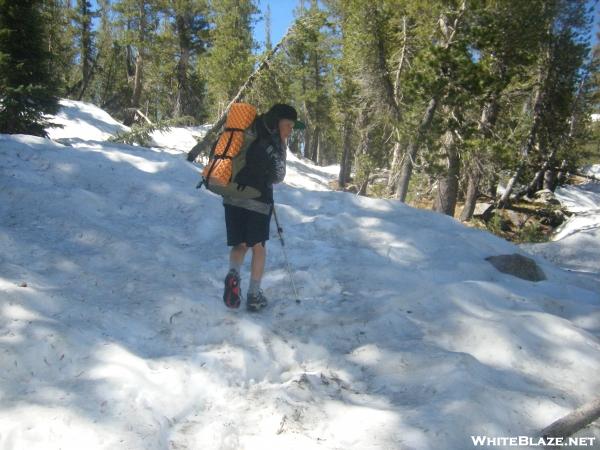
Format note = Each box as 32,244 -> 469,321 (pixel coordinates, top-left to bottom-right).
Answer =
485,253 -> 547,282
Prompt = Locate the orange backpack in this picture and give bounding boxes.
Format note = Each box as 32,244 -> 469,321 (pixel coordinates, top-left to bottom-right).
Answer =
201,103 -> 261,198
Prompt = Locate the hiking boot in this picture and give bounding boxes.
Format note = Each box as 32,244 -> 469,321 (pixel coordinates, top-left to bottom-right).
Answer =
246,289 -> 268,312
223,269 -> 241,309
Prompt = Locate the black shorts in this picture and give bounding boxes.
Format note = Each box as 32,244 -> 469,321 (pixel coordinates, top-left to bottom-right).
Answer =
224,204 -> 272,247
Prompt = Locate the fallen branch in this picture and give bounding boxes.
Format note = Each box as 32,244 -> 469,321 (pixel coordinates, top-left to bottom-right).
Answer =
187,16 -> 309,162
572,171 -> 600,182
540,398 -> 600,445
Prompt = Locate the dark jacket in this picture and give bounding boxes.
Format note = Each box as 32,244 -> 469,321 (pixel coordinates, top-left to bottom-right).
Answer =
234,114 -> 286,205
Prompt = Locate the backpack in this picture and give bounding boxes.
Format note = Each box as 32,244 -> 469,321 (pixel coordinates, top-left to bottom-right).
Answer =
200,103 -> 261,199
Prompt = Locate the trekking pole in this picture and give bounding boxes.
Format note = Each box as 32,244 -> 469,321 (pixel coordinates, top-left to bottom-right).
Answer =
272,205 -> 301,304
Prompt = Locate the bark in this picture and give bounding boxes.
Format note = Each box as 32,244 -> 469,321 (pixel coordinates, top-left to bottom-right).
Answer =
338,116 -> 353,188
526,147 -> 556,197
358,175 -> 370,196
543,168 -> 556,191
316,131 -> 322,165
355,109 -> 371,196
395,96 -> 439,201
173,13 -> 191,118
460,168 -> 480,221
131,53 -> 144,108
303,123 -> 312,160
387,141 -> 402,192
131,1 -> 146,108
557,159 -> 568,184
310,126 -> 320,163
540,398 -> 600,441
433,129 -> 459,216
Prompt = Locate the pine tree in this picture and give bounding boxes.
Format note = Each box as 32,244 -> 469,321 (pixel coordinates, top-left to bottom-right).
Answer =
203,0 -> 257,118
87,0 -> 130,111
71,0 -> 99,100
42,0 -> 77,96
499,0 -> 593,206
0,0 -> 59,136
113,0 -> 161,124
169,0 -> 209,119
286,0 -> 334,164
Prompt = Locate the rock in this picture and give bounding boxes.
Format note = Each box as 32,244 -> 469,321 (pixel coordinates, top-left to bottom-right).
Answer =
534,189 -> 561,205
505,209 -> 528,228
473,202 -> 494,217
485,253 -> 546,282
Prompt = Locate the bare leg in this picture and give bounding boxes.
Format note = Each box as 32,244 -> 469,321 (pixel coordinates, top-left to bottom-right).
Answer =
229,243 -> 248,270
250,243 -> 266,283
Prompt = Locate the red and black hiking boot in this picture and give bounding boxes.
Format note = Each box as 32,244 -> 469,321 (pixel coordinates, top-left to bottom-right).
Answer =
223,269 -> 241,309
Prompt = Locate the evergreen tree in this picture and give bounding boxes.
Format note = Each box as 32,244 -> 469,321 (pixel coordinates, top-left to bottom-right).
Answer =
167,0 -> 210,120
42,0 -> 77,96
70,0 -> 99,100
0,0 -> 59,136
499,0 -> 593,205
286,0 -> 335,164
113,0 -> 162,124
87,0 -> 131,111
203,0 -> 257,118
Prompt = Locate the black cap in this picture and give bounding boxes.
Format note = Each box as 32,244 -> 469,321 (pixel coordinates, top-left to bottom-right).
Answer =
265,104 -> 306,130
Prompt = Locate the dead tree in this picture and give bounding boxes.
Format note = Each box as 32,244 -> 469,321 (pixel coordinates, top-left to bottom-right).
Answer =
187,17 -> 312,163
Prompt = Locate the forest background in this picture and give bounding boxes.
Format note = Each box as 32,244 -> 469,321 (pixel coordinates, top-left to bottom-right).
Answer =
1,0 -> 599,224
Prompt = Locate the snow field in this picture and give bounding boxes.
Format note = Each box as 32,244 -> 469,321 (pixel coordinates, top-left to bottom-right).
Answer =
1,101 -> 599,449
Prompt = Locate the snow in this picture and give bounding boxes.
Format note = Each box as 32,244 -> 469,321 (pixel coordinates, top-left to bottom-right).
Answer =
521,180 -> 600,292
149,125 -> 212,155
46,99 -> 130,142
1,100 -> 599,449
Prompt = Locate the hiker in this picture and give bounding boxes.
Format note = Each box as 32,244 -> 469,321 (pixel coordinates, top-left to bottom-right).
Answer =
222,104 -> 301,311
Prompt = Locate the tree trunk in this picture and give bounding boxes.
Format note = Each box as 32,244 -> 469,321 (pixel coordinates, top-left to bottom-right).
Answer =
460,93 -> 499,221
289,132 -> 300,154
316,131 -> 322,165
393,2 -> 466,202
303,124 -> 312,160
173,13 -> 191,118
433,130 -> 459,216
556,159 -> 568,185
395,96 -> 439,201
543,169 -> 556,191
76,0 -> 93,101
460,167 -> 480,221
131,54 -> 143,108
132,0 -> 146,108
526,148 -> 556,197
310,126 -> 320,163
498,26 -> 551,208
338,115 -> 353,188
387,141 -> 402,192
355,109 -> 371,195
358,173 -> 370,196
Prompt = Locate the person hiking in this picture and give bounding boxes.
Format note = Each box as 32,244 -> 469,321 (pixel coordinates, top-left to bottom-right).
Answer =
222,103 -> 302,312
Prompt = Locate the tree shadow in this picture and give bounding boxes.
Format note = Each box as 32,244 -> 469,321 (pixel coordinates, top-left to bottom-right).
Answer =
1,135 -> 599,448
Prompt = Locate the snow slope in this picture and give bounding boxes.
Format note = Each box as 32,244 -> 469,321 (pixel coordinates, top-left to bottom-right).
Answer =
1,101 -> 599,449
521,178 -> 600,294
